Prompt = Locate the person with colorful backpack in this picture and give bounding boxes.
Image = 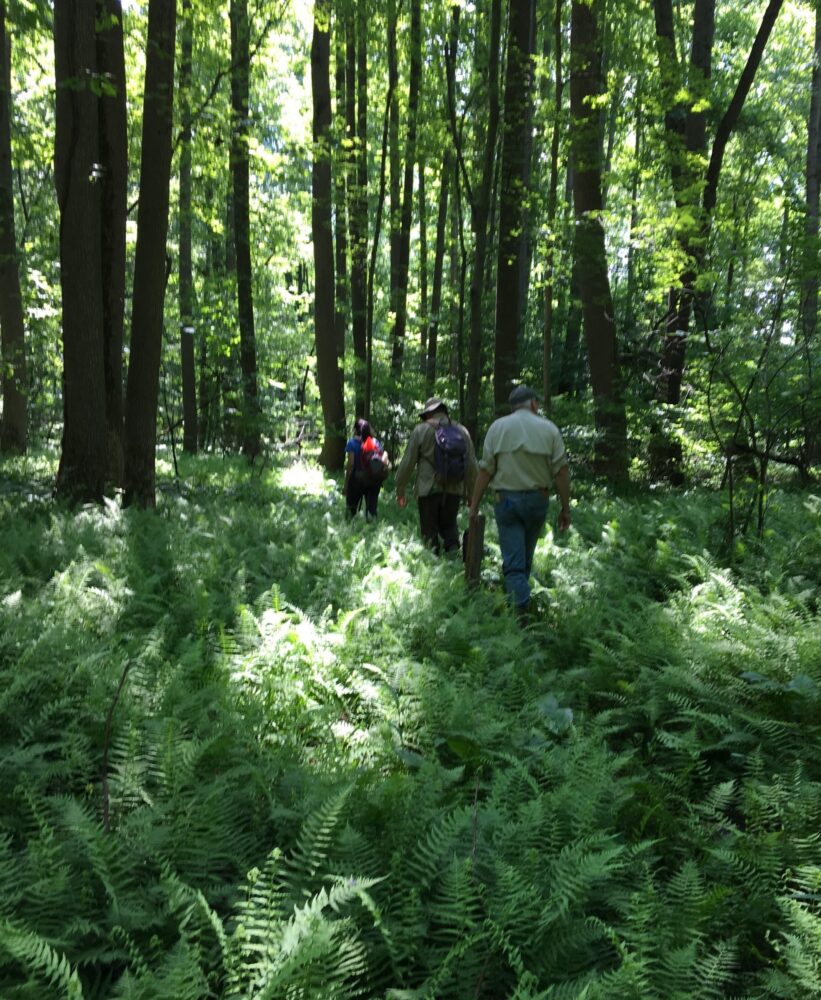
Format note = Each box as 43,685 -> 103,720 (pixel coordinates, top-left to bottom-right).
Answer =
394,398 -> 478,554
344,417 -> 390,521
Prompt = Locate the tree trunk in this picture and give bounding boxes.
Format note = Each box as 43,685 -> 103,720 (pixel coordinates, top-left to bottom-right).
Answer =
54,0 -> 107,502
542,0 -> 563,411
494,0 -> 535,412
349,0 -> 367,416
96,0 -> 127,482
570,0 -> 627,484
387,0 -> 400,378
179,0 -> 197,454
390,0 -> 421,376
0,1 -> 26,454
312,0 -> 345,469
418,159 -> 428,371
426,152 -> 451,393
123,0 -> 177,507
802,0 -> 821,464
230,0 -> 260,459
802,0 -> 821,345
464,0 -> 502,441
333,7 -> 348,385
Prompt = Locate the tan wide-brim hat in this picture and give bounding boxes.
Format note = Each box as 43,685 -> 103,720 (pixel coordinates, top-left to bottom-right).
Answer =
419,397 -> 447,419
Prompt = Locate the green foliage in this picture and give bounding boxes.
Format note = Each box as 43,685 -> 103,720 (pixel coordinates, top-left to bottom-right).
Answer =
1,452 -> 820,996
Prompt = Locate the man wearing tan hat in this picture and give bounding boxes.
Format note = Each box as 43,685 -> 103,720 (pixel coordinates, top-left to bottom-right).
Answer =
395,398 -> 478,554
469,385 -> 570,616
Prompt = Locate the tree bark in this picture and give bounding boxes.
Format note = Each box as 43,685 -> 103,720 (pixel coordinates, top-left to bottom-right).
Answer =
333,6 -> 348,386
123,0 -> 177,507
387,0 -> 400,375
390,0 -> 421,376
349,0 -> 367,416
463,0 -> 502,440
570,0 -> 627,484
54,0 -> 107,502
312,0 -> 345,469
0,1 -> 26,454
179,0 -> 197,453
426,152 -> 451,393
418,159 -> 428,371
494,0 -> 535,412
96,0 -> 127,482
802,0 -> 821,347
230,0 -> 260,459
542,0 -> 563,411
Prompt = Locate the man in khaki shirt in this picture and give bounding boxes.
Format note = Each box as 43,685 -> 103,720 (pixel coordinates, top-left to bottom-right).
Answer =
395,398 -> 478,554
469,385 -> 570,614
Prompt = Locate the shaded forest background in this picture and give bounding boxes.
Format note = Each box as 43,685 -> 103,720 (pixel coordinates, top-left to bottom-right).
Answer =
1,0 -> 821,997
0,0 -> 817,510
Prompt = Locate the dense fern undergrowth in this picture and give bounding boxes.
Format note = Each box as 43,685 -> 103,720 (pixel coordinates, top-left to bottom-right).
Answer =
1,450 -> 820,999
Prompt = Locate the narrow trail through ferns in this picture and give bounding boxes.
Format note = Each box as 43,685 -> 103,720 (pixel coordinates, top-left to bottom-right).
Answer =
0,453 -> 820,999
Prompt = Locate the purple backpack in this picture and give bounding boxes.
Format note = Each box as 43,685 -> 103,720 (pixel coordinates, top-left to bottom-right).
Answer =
433,422 -> 467,484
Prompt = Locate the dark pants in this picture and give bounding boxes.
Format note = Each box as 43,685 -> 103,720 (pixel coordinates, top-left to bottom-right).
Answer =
347,474 -> 381,519
494,490 -> 549,608
418,492 -> 461,553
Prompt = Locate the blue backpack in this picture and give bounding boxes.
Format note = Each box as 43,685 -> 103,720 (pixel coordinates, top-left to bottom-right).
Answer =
433,421 -> 467,485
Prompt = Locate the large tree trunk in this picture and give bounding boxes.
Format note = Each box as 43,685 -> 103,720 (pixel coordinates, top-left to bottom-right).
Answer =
54,0 -> 107,502
179,0 -> 197,453
123,0 -> 177,507
312,0 -> 345,469
349,0 -> 367,416
494,0 -> 535,412
97,0 -> 127,482
570,0 -> 627,484
390,0 -> 421,376
230,0 -> 260,459
0,1 -> 26,454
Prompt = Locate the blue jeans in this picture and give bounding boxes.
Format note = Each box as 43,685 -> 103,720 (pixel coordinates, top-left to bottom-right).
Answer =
493,490 -> 549,608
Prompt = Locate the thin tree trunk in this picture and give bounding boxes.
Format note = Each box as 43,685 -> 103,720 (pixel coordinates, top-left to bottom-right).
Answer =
802,0 -> 821,345
802,0 -> 821,464
312,0 -> 345,469
123,0 -> 177,507
349,0 -> 367,416
418,159 -> 428,371
366,66 -> 395,417
427,152 -> 451,393
390,0 -> 422,376
54,0 -> 107,502
230,0 -> 260,459
387,0 -> 400,374
464,0 -> 502,441
0,1 -> 26,454
624,81 -> 642,341
96,0 -> 127,482
570,0 -> 627,484
494,0 -> 535,412
542,0 -> 563,411
333,7 -> 348,385
179,0 -> 197,453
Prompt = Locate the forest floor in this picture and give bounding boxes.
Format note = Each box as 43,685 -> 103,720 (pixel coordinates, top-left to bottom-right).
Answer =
1,448 -> 820,999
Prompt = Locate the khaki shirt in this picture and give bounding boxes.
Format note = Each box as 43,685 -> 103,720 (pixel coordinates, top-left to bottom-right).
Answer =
479,408 -> 566,491
395,414 -> 478,498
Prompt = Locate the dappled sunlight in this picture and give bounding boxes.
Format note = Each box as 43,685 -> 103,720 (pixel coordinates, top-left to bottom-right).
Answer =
276,459 -> 336,496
